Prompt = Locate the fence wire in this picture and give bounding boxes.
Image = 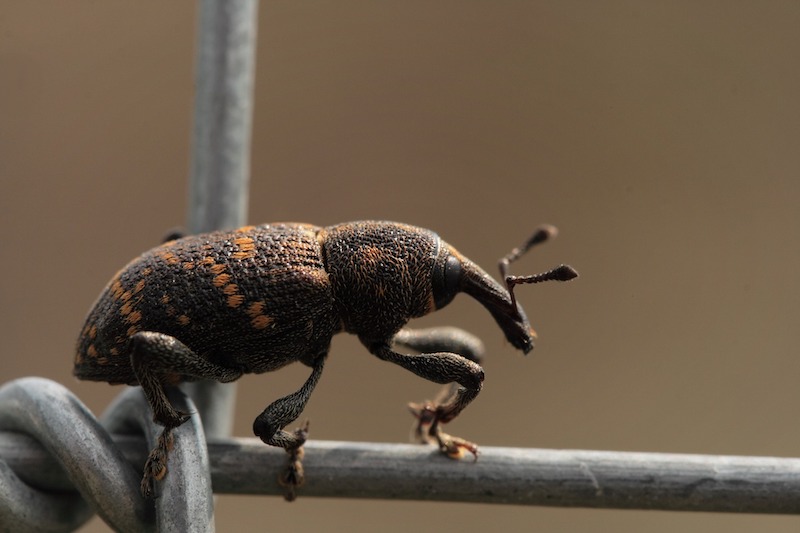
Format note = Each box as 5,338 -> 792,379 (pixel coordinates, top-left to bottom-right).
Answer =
2,376 -> 800,531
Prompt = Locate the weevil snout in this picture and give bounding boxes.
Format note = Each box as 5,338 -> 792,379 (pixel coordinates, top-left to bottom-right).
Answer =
447,225 -> 577,354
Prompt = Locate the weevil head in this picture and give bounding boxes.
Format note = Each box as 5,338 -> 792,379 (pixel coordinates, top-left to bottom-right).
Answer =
433,226 -> 578,354
434,246 -> 538,354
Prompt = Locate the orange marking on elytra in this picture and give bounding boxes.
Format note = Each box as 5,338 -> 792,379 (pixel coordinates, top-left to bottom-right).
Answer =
120,302 -> 133,316
126,310 -> 142,324
213,273 -> 231,287
111,280 -> 124,299
235,225 -> 255,233
133,279 -> 146,294
251,315 -> 273,330
246,301 -> 265,318
89,325 -> 98,340
178,315 -> 191,326
223,283 -> 239,295
160,294 -> 171,305
87,344 -> 99,358
232,236 -> 257,260
209,263 -> 226,275
141,267 -> 153,276
227,294 -> 245,308
120,291 -> 132,302
160,251 -> 180,265
182,261 -> 195,270
126,325 -> 141,337
201,256 -> 215,266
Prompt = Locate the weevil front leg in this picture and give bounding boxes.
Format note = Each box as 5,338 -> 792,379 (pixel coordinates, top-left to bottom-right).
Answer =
367,337 -> 484,460
253,356 -> 325,501
129,331 -> 243,497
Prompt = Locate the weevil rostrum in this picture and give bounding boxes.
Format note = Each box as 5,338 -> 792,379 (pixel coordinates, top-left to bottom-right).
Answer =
74,220 -> 577,500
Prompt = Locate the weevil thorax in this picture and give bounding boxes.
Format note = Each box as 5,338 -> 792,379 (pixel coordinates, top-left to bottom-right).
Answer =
320,221 -> 456,342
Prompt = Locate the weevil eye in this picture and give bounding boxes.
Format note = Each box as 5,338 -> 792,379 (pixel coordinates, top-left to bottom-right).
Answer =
432,254 -> 462,310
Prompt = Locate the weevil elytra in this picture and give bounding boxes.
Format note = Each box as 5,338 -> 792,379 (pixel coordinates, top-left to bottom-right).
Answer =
74,220 -> 577,500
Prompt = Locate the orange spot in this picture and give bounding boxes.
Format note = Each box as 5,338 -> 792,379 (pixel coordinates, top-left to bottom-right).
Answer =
166,305 -> 177,317
178,315 -> 191,326
209,264 -> 226,275
89,325 -> 97,340
120,291 -> 132,302
160,251 -> 179,265
201,256 -> 215,266
223,283 -> 239,295
227,294 -> 245,308
246,301 -> 265,318
232,236 -> 257,260
182,261 -> 195,270
251,315 -> 273,330
235,225 -> 255,233
87,344 -> 99,358
213,273 -> 231,287
141,267 -> 153,276
110,347 -> 120,356
126,310 -> 142,324
120,302 -> 133,316
133,279 -> 146,294
126,325 -> 141,337
160,294 -> 171,304
111,280 -> 124,299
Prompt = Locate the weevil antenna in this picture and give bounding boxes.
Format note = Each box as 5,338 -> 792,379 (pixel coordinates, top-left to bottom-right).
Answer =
498,225 -> 577,310
498,225 -> 558,280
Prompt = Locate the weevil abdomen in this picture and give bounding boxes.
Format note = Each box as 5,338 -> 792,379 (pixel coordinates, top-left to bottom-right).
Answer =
75,223 -> 338,384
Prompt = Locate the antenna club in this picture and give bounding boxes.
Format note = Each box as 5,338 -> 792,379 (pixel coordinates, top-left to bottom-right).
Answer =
555,264 -> 579,281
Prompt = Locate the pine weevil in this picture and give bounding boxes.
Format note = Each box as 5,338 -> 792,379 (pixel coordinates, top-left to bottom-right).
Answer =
74,220 -> 577,500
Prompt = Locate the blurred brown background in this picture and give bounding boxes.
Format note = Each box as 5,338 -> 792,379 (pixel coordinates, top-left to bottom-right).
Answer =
2,2 -> 799,532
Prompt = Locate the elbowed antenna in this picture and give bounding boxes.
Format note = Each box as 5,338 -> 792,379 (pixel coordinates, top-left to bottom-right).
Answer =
498,225 -> 578,311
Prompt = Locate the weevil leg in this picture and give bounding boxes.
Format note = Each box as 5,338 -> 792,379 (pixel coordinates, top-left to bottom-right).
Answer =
129,331 -> 243,497
393,326 -> 485,364
366,340 -> 484,460
253,356 -> 325,501
392,327 -> 485,447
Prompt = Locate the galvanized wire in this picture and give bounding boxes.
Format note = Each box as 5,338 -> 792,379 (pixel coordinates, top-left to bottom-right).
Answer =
3,384 -> 800,518
183,0 -> 259,442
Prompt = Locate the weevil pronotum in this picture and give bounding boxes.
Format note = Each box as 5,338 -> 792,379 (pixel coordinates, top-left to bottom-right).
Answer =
74,220 -> 577,500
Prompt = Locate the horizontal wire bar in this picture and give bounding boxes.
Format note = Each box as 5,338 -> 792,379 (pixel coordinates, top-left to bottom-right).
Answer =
3,431 -> 800,514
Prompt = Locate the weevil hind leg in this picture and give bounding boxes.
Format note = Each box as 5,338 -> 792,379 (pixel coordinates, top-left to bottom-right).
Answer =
393,326 -> 485,364
129,331 -> 243,497
252,356 -> 326,501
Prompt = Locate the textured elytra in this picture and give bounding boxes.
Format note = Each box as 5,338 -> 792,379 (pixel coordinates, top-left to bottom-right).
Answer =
75,223 -> 338,384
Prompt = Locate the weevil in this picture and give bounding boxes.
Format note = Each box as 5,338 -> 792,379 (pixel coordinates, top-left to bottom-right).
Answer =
74,220 -> 577,500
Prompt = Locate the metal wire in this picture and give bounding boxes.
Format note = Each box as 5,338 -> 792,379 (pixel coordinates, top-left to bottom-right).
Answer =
183,0 -> 259,442
3,383 -> 800,520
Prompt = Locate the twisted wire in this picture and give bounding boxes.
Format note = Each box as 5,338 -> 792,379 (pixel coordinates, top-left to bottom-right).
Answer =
3,379 -> 800,529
